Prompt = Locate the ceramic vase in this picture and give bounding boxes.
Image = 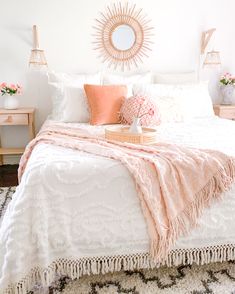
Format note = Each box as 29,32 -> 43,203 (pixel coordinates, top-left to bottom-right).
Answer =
3,95 -> 19,110
129,117 -> 142,134
221,85 -> 235,105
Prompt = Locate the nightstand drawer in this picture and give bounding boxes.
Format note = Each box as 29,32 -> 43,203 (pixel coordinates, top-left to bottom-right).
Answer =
219,109 -> 235,119
0,114 -> 28,125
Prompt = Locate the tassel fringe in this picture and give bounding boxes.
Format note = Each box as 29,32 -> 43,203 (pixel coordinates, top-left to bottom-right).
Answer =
150,158 -> 235,262
3,243 -> 235,294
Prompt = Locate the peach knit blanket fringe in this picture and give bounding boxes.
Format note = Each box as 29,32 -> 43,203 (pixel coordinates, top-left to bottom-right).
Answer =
18,122 -> 235,262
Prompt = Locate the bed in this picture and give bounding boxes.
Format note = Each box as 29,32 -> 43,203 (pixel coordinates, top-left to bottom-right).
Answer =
1,70 -> 235,293
1,115 -> 235,293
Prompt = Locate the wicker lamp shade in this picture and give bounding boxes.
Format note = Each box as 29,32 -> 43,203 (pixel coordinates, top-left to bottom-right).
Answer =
203,50 -> 221,67
29,49 -> 47,67
200,28 -> 222,72
29,25 -> 48,68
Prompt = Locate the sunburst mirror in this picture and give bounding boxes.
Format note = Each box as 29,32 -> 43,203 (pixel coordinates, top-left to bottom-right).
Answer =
93,2 -> 154,71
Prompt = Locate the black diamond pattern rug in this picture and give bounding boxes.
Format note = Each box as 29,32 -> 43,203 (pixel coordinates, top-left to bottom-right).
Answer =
1,187 -> 235,294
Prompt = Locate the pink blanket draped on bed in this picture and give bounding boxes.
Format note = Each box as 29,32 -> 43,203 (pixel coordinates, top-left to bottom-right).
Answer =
18,121 -> 235,262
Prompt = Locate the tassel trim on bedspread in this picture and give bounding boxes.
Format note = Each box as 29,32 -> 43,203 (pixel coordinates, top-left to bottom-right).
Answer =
150,158 -> 235,262
3,244 -> 235,294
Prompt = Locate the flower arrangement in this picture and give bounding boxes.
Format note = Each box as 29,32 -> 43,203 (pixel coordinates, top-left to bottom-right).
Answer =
219,73 -> 235,86
219,73 -> 235,105
127,95 -> 158,134
0,83 -> 22,96
0,83 -> 22,109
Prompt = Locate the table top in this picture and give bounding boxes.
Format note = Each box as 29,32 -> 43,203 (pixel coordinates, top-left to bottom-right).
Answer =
0,108 -> 35,114
213,104 -> 235,109
105,126 -> 157,134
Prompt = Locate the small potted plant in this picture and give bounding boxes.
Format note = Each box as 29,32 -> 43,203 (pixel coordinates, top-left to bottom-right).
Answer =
219,73 -> 235,105
0,83 -> 22,109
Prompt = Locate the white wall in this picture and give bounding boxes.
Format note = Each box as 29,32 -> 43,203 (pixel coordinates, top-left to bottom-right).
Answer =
0,0 -> 235,163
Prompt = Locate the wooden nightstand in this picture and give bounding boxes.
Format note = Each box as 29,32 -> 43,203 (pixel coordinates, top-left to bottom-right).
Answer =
213,105 -> 235,120
0,108 -> 35,165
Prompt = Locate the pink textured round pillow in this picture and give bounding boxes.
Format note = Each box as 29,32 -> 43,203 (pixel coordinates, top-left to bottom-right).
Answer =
120,95 -> 161,126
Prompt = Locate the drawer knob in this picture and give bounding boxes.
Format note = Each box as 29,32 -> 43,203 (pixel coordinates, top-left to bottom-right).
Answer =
6,116 -> 13,123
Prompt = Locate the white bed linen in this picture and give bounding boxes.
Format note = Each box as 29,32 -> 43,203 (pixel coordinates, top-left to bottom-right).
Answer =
1,117 -> 235,291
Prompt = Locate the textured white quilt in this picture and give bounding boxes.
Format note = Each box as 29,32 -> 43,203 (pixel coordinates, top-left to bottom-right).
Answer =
1,117 -> 235,293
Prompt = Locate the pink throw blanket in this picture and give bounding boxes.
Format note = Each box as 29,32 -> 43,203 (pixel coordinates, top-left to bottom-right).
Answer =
19,122 -> 235,262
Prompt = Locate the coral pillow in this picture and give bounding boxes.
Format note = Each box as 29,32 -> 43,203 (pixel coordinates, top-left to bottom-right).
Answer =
120,95 -> 161,126
84,84 -> 127,125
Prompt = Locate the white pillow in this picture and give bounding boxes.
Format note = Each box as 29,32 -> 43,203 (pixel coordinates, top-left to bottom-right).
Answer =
49,83 -> 90,123
48,71 -> 102,122
103,72 -> 152,96
180,82 -> 215,120
48,71 -> 102,86
133,84 -> 185,122
133,82 -> 214,123
154,72 -> 197,84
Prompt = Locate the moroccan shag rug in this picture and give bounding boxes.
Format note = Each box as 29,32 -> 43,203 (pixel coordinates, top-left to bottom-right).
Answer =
1,187 -> 235,294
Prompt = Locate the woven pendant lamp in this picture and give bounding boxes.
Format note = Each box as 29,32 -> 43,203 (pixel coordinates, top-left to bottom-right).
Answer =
201,28 -> 221,68
203,50 -> 221,67
29,25 -> 48,68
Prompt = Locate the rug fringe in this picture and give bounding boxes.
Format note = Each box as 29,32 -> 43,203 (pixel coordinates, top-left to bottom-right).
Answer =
3,243 -> 235,294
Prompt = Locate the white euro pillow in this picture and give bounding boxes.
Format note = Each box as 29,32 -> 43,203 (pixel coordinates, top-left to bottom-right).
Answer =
154,72 -> 197,84
48,71 -> 102,86
103,72 -> 152,96
133,82 -> 214,123
48,71 -> 102,122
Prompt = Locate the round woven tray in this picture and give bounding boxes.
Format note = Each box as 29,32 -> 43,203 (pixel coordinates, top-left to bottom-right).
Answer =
105,126 -> 157,144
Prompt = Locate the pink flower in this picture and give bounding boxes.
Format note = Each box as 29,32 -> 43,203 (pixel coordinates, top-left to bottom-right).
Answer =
136,95 -> 147,117
148,108 -> 155,116
10,84 -> 17,90
225,72 -> 231,77
136,96 -> 146,105
0,82 -> 7,89
17,88 -> 22,95
16,84 -> 23,94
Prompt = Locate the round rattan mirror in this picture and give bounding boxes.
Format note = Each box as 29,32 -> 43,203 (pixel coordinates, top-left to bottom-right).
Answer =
93,2 -> 154,71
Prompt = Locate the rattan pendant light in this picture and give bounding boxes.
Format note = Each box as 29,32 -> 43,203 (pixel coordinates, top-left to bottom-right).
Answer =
201,28 -> 221,68
29,25 -> 48,68
203,50 -> 221,67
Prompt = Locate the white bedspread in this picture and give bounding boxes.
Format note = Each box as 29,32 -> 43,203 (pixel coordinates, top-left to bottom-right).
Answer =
1,116 -> 235,292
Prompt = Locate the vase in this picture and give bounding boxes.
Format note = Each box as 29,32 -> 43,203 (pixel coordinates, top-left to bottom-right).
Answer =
221,85 -> 235,105
129,117 -> 142,134
3,95 -> 19,110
